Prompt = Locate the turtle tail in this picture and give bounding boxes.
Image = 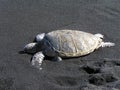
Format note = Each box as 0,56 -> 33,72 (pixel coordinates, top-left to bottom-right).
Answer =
101,42 -> 115,47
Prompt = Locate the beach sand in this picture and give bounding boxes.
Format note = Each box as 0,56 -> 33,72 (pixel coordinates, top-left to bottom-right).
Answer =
0,0 -> 120,90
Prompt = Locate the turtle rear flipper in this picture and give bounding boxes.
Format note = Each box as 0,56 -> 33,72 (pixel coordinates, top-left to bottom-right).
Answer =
95,33 -> 104,39
52,56 -> 62,61
101,42 -> 115,47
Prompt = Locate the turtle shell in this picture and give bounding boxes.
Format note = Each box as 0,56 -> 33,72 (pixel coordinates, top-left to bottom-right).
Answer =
45,30 -> 102,57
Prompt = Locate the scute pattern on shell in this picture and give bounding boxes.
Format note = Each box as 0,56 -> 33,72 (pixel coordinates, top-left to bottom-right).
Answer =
45,30 -> 102,57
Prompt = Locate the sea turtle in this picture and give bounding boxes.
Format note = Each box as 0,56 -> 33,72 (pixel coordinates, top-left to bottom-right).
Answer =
23,30 -> 115,70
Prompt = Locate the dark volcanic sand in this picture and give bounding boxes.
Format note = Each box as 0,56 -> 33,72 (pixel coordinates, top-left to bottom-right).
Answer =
0,0 -> 120,90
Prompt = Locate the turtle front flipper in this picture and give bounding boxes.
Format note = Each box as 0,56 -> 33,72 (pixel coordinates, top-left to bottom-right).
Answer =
31,51 -> 45,70
35,33 -> 45,42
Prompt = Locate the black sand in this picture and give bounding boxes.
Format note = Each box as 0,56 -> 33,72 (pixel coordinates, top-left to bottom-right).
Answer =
0,0 -> 120,90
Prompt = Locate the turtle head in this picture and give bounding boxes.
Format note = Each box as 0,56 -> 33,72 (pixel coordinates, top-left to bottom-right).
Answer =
24,43 -> 38,54
23,33 -> 45,54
